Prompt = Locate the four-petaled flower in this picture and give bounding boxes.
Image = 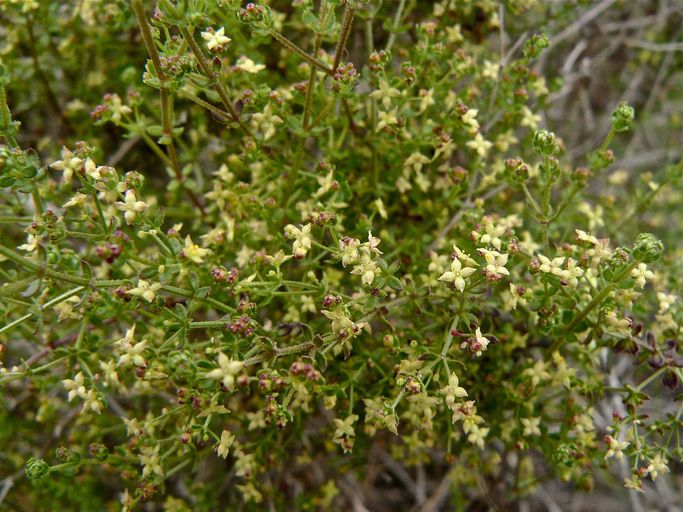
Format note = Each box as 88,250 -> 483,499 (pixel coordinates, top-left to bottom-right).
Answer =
438,257 -> 476,292
201,27 -> 231,51
62,371 -> 86,401
236,56 -> 265,73
377,109 -> 398,131
116,190 -> 148,225
284,223 -> 312,259
332,414 -> 359,453
127,279 -> 162,303
216,430 -> 236,459
538,254 -> 565,275
440,373 -> 468,411
646,454 -> 669,481
521,417 -> 541,436
51,147 -> 82,182
480,249 -> 510,280
251,103 -> 283,140
604,435 -> 629,460
206,352 -> 243,391
370,80 -> 400,109
182,235 -> 210,264
466,133 -> 493,157
630,263 -> 654,289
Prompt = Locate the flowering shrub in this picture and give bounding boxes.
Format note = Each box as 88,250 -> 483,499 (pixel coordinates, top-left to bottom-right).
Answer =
1,1 -> 682,510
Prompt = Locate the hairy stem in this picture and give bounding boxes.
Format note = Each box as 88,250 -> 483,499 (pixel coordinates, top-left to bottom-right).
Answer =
332,4 -> 355,71
131,0 -> 206,215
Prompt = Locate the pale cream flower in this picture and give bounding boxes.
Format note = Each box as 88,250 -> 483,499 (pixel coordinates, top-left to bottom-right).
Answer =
284,223 -> 312,259
116,190 -> 148,224
127,279 -> 162,302
370,80 -> 400,109
51,147 -> 82,182
438,257 -> 476,292
646,454 -> 669,481
538,254 -> 565,275
521,417 -> 541,436
182,235 -> 210,264
108,94 -> 132,123
440,373 -> 468,411
236,56 -> 265,73
630,263 -> 654,289
201,27 -> 231,51
251,103 -> 283,140
376,109 -> 398,131
62,371 -> 87,401
63,192 -> 88,208
466,133 -> 493,157
480,249 -> 510,279
18,233 -> 41,253
216,430 -> 236,459
605,435 -> 629,460
206,352 -> 243,391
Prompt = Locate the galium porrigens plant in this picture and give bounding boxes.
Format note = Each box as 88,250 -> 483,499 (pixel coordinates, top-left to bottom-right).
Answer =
0,0 -> 682,509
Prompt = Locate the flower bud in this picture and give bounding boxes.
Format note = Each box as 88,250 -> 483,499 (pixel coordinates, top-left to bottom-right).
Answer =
632,233 -> 663,263
25,457 -> 50,480
610,102 -> 635,133
532,129 -> 558,155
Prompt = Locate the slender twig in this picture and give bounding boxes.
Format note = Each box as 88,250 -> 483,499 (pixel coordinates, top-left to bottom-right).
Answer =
269,29 -> 333,75
303,0 -> 329,130
177,25 -> 252,138
385,0 -> 407,53
332,4 -> 355,71
547,260 -> 638,354
131,0 -> 206,215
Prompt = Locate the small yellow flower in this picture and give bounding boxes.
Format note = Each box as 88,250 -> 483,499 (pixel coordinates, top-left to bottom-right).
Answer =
62,372 -> 87,401
108,94 -> 132,123
206,352 -> 243,391
604,435 -> 629,460
236,56 -> 265,73
376,109 -> 398,131
216,430 -> 236,459
521,417 -> 541,436
116,190 -> 148,225
18,233 -> 41,253
127,279 -> 162,303
466,133 -> 493,157
284,223 -> 312,259
630,263 -> 654,289
370,80 -> 400,109
251,103 -> 283,140
51,147 -> 82,182
440,373 -> 468,411
201,27 -> 231,51
63,192 -> 87,208
438,258 -> 476,292
182,235 -> 210,264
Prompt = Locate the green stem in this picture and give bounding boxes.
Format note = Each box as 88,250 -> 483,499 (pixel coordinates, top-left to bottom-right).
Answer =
302,0 -> 328,130
188,320 -> 228,329
269,30 -> 333,75
178,90 -> 231,119
521,183 -> 542,215
0,286 -> 84,335
131,0 -> 206,215
385,0 -> 407,52
0,70 -> 18,147
635,366 -> 667,392
332,4 -> 355,71
547,260 -> 639,354
178,25 -> 251,137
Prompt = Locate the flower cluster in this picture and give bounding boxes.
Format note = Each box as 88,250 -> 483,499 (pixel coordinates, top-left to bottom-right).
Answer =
0,1 -> 681,511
